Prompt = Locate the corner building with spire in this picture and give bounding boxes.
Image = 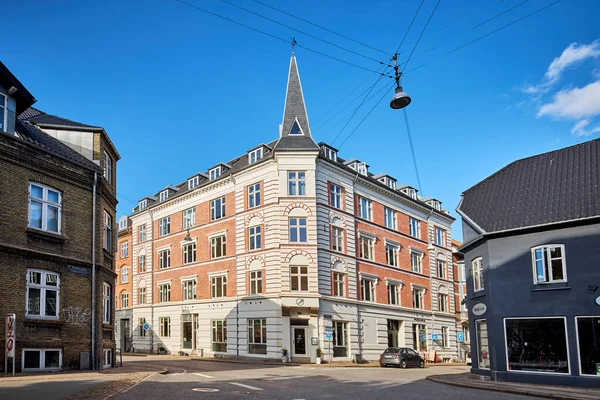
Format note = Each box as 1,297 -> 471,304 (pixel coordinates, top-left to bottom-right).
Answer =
121,55 -> 456,362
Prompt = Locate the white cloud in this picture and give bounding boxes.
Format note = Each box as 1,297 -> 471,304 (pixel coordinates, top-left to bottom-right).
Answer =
538,80 -> 600,119
570,119 -> 600,137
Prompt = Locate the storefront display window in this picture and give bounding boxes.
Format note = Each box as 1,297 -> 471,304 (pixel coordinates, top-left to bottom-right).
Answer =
476,319 -> 490,369
576,317 -> 600,376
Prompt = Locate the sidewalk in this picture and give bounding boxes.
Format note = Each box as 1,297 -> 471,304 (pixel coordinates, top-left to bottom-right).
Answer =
427,373 -> 600,400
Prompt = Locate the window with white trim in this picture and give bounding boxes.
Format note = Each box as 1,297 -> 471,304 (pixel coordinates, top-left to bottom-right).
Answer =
159,249 -> 170,269
159,283 -> 170,302
439,293 -> 448,312
386,243 -> 399,267
333,272 -> 345,297
211,275 -> 227,298
121,267 -> 129,283
138,225 -> 146,242
249,226 -> 262,250
138,199 -> 147,210
333,321 -> 348,357
329,183 -> 342,209
159,317 -> 170,337
250,270 -> 262,295
249,148 -> 263,164
361,277 -> 375,302
442,326 -> 449,347
26,270 -> 60,319
139,318 -> 146,337
0,93 -> 6,132
118,217 -> 128,230
211,234 -> 226,258
331,226 -> 343,252
472,257 -> 484,292
209,166 -> 222,181
384,207 -> 396,229
183,242 -> 196,264
121,242 -> 129,258
103,151 -> 113,184
22,349 -> 62,371
437,259 -> 447,279
28,183 -> 62,234
183,207 -> 196,229
359,236 -> 374,260
323,147 -> 337,161
409,217 -> 420,238
288,171 -> 306,196
531,245 -> 566,284
435,227 -> 445,246
138,287 -> 146,304
411,250 -> 423,273
159,217 -> 170,236
290,266 -> 308,291
248,183 -> 261,208
412,287 -> 424,309
183,279 -> 197,300
121,293 -> 129,308
210,197 -> 226,220
102,282 -> 111,323
212,320 -> 227,352
357,162 -> 367,175
138,254 -> 146,272
103,211 -> 113,251
103,348 -> 112,368
388,282 -> 400,305
248,318 -> 267,354
384,177 -> 396,189
289,217 -> 307,243
159,190 -> 169,202
188,176 -> 200,190
357,196 -> 372,220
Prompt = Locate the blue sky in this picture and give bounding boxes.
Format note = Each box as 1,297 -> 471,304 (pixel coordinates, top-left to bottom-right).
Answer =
4,0 -> 600,241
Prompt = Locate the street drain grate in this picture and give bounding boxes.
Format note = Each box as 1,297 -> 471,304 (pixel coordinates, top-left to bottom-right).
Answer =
192,388 -> 220,392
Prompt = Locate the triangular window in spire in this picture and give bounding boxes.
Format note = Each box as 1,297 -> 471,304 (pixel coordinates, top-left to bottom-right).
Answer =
289,118 -> 304,135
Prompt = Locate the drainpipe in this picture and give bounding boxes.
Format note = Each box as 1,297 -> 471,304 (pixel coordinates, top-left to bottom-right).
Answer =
149,210 -> 155,354
352,173 -> 363,363
91,171 -> 98,370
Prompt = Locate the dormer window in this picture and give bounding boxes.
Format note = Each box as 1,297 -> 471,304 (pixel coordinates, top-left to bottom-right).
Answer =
406,188 -> 417,199
188,176 -> 200,190
249,148 -> 263,164
385,178 -> 396,189
430,200 -> 441,211
357,162 -> 367,175
159,190 -> 169,202
289,118 -> 303,135
118,216 -> 128,231
139,199 -> 147,210
0,93 -> 6,132
323,147 -> 337,161
209,166 -> 222,181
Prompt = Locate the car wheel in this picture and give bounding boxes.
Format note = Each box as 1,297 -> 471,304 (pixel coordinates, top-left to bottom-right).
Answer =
419,360 -> 425,368
400,360 -> 407,369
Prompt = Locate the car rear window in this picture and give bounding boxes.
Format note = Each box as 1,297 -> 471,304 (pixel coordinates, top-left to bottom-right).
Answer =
384,348 -> 399,354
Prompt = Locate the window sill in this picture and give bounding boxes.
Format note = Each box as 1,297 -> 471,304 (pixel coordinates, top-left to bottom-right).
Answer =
471,291 -> 486,299
103,248 -> 115,258
24,318 -> 63,327
26,227 -> 65,243
531,284 -> 571,292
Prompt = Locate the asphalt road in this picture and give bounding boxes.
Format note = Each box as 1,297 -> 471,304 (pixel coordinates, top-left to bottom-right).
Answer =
116,359 -> 534,400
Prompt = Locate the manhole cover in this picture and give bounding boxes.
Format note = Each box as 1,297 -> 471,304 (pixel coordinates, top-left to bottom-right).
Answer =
192,388 -> 219,392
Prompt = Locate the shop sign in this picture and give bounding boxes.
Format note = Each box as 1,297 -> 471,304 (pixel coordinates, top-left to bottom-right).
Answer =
595,296 -> 600,306
472,303 -> 487,316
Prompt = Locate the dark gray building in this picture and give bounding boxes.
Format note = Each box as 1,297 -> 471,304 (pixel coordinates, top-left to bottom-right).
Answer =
457,138 -> 600,387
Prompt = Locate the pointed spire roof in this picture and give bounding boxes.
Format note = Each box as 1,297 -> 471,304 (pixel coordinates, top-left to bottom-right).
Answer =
274,54 -> 319,151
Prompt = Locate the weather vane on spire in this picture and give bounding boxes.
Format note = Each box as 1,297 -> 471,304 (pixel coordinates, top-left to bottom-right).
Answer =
290,37 -> 297,54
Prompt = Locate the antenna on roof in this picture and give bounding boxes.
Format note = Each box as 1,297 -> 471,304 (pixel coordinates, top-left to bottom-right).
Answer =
290,37 -> 297,54
389,53 -> 411,110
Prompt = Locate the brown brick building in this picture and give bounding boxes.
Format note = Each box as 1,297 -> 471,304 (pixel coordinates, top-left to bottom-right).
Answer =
0,61 -> 119,372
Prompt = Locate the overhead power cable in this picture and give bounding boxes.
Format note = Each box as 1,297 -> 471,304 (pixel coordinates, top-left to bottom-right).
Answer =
311,76 -> 373,126
394,0 -> 425,54
405,0 -> 563,75
469,0 -> 529,31
427,0 -> 505,39
175,0 -> 391,76
402,0 -> 441,73
402,109 -> 423,193
252,0 -> 390,56
219,0 -> 389,66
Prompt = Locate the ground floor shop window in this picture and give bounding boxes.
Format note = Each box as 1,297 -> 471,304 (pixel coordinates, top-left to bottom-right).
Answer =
22,349 -> 62,371
505,318 -> 569,374
212,320 -> 227,352
476,319 -> 490,369
333,321 -> 348,357
248,318 -> 267,354
412,324 -> 427,351
182,314 -> 193,349
388,320 -> 400,347
576,317 -> 600,376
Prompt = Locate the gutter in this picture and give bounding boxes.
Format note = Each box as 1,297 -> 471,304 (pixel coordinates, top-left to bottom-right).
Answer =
91,172 -> 98,370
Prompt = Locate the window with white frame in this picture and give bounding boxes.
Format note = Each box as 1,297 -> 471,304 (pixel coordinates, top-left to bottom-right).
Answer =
183,279 -> 196,300
576,317 -> 600,375
121,242 -> 129,258
159,283 -> 170,302
384,207 -> 396,229
138,254 -> 146,272
104,151 -> 113,184
211,275 -> 227,298
439,293 -> 448,312
28,183 -> 62,234
435,227 -> 445,246
183,242 -> 196,264
248,318 -> 267,354
212,320 -> 227,352
357,162 -> 367,175
388,282 -> 401,305
119,217 -> 128,230
121,293 -> 129,308
288,171 -> 306,196
329,183 -> 342,209
361,277 -> 376,301
290,266 -> 308,291
138,199 -> 147,210
211,234 -> 226,258
248,183 -> 261,208
22,349 -> 62,371
250,270 -> 262,295
183,207 -> 196,229
323,147 -> 337,161
289,217 -> 307,243
139,318 -> 146,337
209,166 -> 222,181
159,190 -> 169,202
103,211 -> 113,251
331,226 -> 343,252
531,245 -> 566,284
159,317 -> 170,337
138,287 -> 146,304
442,326 -> 449,347
385,177 -> 396,189
159,217 -> 170,236
138,225 -> 146,242
0,93 -> 6,132
432,200 -> 441,211
210,197 -> 226,220
412,287 -> 424,309
103,348 -> 112,368
333,321 -> 348,357
333,272 -> 345,297
359,235 -> 374,260
472,257 -> 484,291
102,282 -> 111,323
406,188 -> 417,199
26,270 -> 60,319
386,243 -> 399,267
121,267 -> 129,283
437,259 -> 447,279
411,250 -> 423,273
159,249 -> 170,269
357,196 -> 372,220
409,217 -> 420,238
249,226 -> 262,250
188,176 -> 199,190
248,148 -> 263,164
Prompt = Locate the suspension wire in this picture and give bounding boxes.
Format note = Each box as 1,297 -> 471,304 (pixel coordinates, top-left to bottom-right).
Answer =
469,0 -> 529,31
311,76 -> 373,126
401,0 -> 441,73
403,108 -> 423,194
394,0 -> 425,55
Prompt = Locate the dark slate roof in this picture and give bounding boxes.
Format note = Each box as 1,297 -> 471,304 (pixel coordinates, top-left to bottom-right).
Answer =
0,62 -> 36,114
458,138 -> 600,233
14,118 -> 101,171
20,107 -> 101,129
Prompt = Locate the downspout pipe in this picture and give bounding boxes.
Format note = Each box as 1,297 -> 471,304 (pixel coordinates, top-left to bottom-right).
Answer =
91,171 -> 98,370
149,210 -> 155,354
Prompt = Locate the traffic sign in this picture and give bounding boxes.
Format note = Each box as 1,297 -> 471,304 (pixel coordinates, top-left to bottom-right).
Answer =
457,332 -> 464,342
432,333 -> 439,341
325,326 -> 334,333
325,333 -> 333,339
420,333 -> 427,340
143,323 -> 150,331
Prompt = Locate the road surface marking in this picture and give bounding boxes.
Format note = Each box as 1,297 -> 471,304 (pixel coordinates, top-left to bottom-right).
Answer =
230,382 -> 263,391
194,373 -> 215,378
192,388 -> 219,392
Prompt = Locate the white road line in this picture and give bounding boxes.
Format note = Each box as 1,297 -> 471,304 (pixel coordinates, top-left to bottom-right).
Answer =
230,382 -> 263,391
193,373 -> 215,379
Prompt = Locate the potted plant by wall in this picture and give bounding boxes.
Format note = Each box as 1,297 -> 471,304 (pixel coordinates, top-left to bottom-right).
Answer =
281,347 -> 288,363
316,348 -> 322,365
